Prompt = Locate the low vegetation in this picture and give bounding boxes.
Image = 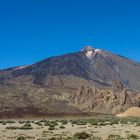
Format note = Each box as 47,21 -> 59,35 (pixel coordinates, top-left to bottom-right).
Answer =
73,132 -> 91,139
16,136 -> 26,140
1,117 -> 140,140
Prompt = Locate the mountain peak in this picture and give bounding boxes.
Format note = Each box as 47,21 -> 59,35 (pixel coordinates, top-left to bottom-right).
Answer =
81,46 -> 103,58
81,46 -> 95,52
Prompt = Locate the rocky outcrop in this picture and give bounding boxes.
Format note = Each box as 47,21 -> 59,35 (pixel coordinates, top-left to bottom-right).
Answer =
68,82 -> 140,114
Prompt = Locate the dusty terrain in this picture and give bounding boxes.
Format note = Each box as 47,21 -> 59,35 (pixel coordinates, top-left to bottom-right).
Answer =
117,107 -> 140,117
0,117 -> 140,140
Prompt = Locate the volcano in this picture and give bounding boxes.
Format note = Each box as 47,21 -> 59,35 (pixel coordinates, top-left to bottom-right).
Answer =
0,46 -> 140,117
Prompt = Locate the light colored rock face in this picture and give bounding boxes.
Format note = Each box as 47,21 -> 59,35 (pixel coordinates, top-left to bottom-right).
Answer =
68,82 -> 140,114
85,50 -> 93,58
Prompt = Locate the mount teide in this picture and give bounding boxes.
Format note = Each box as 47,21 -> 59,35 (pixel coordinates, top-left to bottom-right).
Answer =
0,46 -> 140,117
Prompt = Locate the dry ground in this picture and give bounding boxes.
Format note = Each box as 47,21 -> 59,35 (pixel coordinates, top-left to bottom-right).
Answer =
117,107 -> 140,117
0,117 -> 140,140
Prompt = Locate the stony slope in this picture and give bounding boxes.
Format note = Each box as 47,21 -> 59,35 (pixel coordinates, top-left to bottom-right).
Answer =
117,107 -> 140,117
0,46 -> 140,117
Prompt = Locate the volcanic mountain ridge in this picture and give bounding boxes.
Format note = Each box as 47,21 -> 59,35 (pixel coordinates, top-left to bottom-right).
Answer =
0,46 -> 140,117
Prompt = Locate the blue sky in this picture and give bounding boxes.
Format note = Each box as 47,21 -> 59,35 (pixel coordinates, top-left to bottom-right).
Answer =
0,0 -> 140,69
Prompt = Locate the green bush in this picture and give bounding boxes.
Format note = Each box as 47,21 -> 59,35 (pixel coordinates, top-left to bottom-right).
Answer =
20,123 -> 33,130
73,132 -> 90,139
6,126 -> 19,130
6,123 -> 33,130
107,134 -> 123,140
6,120 -> 15,124
18,121 -> 25,124
17,136 -> 26,140
61,120 -> 68,125
109,118 -> 119,125
48,126 -> 55,130
91,136 -> 102,140
48,138 -> 56,140
120,119 -> 128,124
89,121 -> 98,126
44,121 -> 58,127
60,126 -> 65,129
127,134 -> 139,140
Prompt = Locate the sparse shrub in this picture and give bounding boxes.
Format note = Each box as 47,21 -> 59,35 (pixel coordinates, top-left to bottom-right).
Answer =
135,122 -> 140,127
61,120 -> 68,125
73,132 -> 90,139
6,126 -> 20,130
77,121 -> 87,125
127,134 -> 139,139
44,121 -> 58,127
17,136 -> 26,140
18,121 -> 26,124
107,134 -> 123,140
70,120 -> 87,126
91,136 -> 102,140
0,121 -> 4,123
40,119 -> 47,123
20,123 -> 33,130
6,123 -> 33,130
35,121 -> 41,125
99,122 -> 108,126
89,121 -> 98,126
120,119 -> 128,124
48,138 -> 56,140
109,118 -> 119,125
60,126 -> 65,129
71,120 -> 78,125
2,122 -> 6,125
26,121 -> 31,123
48,126 -> 55,130
38,123 -> 43,126
6,120 -> 15,124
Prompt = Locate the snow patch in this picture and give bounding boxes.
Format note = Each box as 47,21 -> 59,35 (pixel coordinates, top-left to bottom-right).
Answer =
14,65 -> 28,70
85,50 -> 93,58
94,49 -> 101,53
85,49 -> 103,59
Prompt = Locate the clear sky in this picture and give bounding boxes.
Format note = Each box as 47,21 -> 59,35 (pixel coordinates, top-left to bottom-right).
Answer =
0,0 -> 140,69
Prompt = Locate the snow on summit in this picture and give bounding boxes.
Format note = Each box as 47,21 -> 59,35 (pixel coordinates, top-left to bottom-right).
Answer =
81,46 -> 102,58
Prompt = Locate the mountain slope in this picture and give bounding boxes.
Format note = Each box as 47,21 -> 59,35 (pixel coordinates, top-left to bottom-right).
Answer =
0,46 -> 140,117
